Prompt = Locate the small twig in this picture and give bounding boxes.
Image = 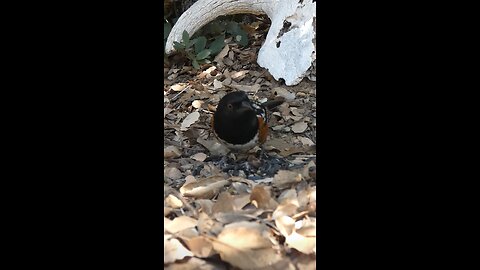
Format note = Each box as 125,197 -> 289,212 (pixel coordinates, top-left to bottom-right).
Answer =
292,154 -> 317,158
170,85 -> 191,102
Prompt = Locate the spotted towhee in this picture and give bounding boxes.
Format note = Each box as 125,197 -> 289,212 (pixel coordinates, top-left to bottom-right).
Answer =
212,91 -> 284,152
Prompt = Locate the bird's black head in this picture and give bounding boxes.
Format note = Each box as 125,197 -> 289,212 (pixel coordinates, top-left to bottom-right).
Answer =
213,91 -> 259,145
216,91 -> 255,117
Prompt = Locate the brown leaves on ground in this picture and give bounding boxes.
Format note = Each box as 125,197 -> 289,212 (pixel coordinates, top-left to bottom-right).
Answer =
164,170 -> 316,269
164,15 -> 316,269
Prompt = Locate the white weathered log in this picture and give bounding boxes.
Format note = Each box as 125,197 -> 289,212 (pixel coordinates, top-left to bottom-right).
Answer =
165,0 -> 316,86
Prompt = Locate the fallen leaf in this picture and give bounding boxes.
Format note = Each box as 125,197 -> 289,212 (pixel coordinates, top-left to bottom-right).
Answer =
184,236 -> 216,258
272,170 -> 302,188
164,146 -> 182,159
275,215 -> 296,237
164,206 -> 172,217
291,121 -> 308,133
164,236 -> 193,264
285,231 -> 316,254
217,221 -> 272,249
290,107 -> 304,116
292,254 -> 317,270
165,194 -> 183,209
165,167 -> 183,180
192,100 -> 203,109
272,87 -> 295,101
213,79 -> 223,89
250,185 -> 278,210
277,189 -> 298,204
213,192 -> 251,213
191,152 -> 207,162
298,136 -> 315,146
197,137 -> 230,156
214,45 -> 229,63
184,175 -> 196,184
180,175 -> 229,199
231,70 -> 249,81
180,112 -> 200,131
164,107 -> 173,118
164,257 -> 224,270
176,227 -> 199,239
214,212 -> 253,224
272,202 -> 299,220
214,244 -> 282,270
171,83 -> 187,92
165,216 -> 198,234
197,211 -> 215,234
229,83 -> 260,93
222,77 -> 232,86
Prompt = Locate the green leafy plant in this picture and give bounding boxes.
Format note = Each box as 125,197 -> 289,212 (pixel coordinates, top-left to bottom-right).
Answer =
173,30 -> 225,69
165,16 -> 253,69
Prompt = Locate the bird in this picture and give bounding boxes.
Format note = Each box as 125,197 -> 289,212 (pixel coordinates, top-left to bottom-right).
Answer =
212,91 -> 285,153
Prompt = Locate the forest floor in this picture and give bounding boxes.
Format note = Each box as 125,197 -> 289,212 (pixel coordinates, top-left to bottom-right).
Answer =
164,17 -> 316,269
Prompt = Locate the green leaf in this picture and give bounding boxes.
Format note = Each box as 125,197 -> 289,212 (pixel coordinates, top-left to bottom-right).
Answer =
182,30 -> 190,47
182,30 -> 190,43
236,33 -> 248,47
204,20 -> 224,36
189,38 -> 198,48
196,49 -> 211,60
195,36 -> 207,54
208,35 -> 225,55
192,59 -> 200,69
226,21 -> 241,35
173,41 -> 185,50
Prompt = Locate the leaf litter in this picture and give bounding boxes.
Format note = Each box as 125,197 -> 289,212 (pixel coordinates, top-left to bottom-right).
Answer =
164,14 -> 316,269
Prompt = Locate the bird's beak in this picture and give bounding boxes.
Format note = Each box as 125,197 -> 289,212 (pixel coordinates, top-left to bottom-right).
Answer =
238,100 -> 253,113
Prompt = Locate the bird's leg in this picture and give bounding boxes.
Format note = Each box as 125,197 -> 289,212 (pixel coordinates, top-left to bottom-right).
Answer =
257,146 -> 269,160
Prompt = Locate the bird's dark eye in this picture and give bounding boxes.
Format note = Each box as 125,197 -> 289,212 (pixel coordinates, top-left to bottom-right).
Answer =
227,104 -> 233,110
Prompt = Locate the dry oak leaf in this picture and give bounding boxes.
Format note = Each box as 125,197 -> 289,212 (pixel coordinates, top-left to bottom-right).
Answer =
272,87 -> 295,101
165,194 -> 183,209
164,236 -> 194,264
214,44 -> 229,63
274,215 -> 296,238
197,137 -> 230,156
164,146 -> 182,159
164,107 -> 173,118
291,121 -> 308,133
272,170 -> 302,188
180,111 -> 200,131
250,185 -> 278,210
210,239 -> 282,269
195,199 -> 214,216
285,231 -> 316,254
192,100 -> 203,109
212,192 -> 251,213
209,221 -> 283,269
272,202 -> 299,220
165,216 -> 198,234
298,136 -> 315,146
180,175 -> 229,199
170,83 -> 187,92
191,152 -> 207,162
184,236 -> 216,258
217,221 -> 273,249
164,257 -> 224,270
165,167 -> 183,180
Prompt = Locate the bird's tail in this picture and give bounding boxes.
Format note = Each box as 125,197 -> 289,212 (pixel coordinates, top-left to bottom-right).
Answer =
261,96 -> 286,110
